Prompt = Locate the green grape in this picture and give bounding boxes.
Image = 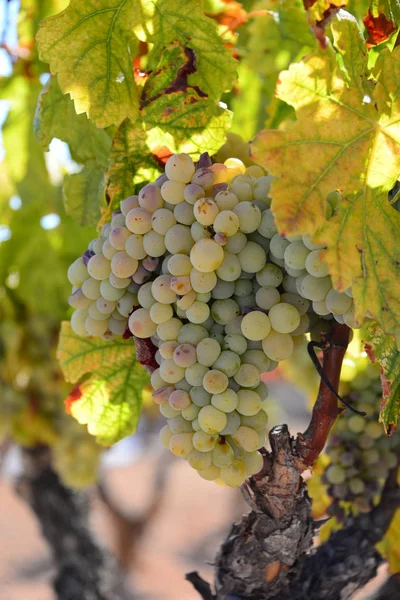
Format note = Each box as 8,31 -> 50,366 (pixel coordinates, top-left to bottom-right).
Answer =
280,293 -> 309,316
203,370 -> 229,394
211,279 -> 235,299
71,309 -> 89,336
100,279 -> 126,301
305,249 -> 329,278
168,253 -> 192,276
212,442 -> 234,467
326,465 -> 346,485
128,308 -> 157,338
111,252 -> 138,278
234,279 -> 253,297
238,242 -> 266,273
165,224 -> 193,254
284,241 -> 310,270
225,231 -> 247,254
152,275 -> 177,304
188,449 -> 212,470
186,301 -> 210,324
109,226 -> 131,250
185,363 -> 209,386
214,190 -> 239,211
234,202 -> 261,233
168,415 -> 194,434
87,254 -> 111,280
173,343 -> 197,367
143,230 -> 166,257
159,359 -> 185,384
120,195 -> 139,216
220,411 -> 241,435
114,292 -> 138,317
223,334 -> 247,355
103,238 -> 119,259
256,263 -> 283,287
241,410 -> 268,430
193,430 -> 218,452
255,286 -> 280,310
178,324 -> 208,345
85,316 -> 108,337
68,289 -> 91,310
159,425 -> 174,448
190,386 -> 212,407
213,351 -> 241,377
68,257 -> 89,285
216,252 -> 242,282
194,198 -> 219,226
198,405 -> 227,434
151,208 -> 177,235
197,465 -> 220,481
196,337 -> 222,366
268,303 -> 301,334
220,460 -> 246,487
325,289 -> 353,315
159,341 -> 179,359
234,364 -> 260,388
262,330 -> 294,361
299,275 -> 332,302
161,180 -> 186,204
190,238 -> 224,273
190,269 -> 217,293
214,210 -> 240,236
169,389 -> 191,410
241,311 -> 271,341
237,390 -> 261,416
211,299 -> 240,325
126,207 -> 152,234
181,403 -> 200,421
139,183 -> 163,212
232,426 -> 260,452
169,433 -> 194,457
211,389 -> 238,413
184,183 -> 204,205
243,451 -> 264,476
165,153 -> 195,183
150,302 -> 173,325
241,350 -> 270,373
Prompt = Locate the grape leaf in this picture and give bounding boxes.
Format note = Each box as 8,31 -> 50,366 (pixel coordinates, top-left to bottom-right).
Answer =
148,0 -> 237,104
57,322 -> 149,445
34,76 -> 112,225
364,321 -> 400,431
377,507 -> 400,572
34,76 -> 111,164
36,0 -> 141,128
63,161 -> 108,226
252,12 -> 400,335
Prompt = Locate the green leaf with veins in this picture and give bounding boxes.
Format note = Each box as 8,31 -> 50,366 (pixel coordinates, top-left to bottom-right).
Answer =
35,77 -> 112,226
57,322 -> 149,445
37,0 -> 142,128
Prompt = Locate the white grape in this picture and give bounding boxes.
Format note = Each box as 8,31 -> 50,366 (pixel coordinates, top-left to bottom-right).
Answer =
126,207 -> 152,234
128,308 -> 157,338
262,330 -> 294,361
190,239 -> 224,273
241,311 -> 271,341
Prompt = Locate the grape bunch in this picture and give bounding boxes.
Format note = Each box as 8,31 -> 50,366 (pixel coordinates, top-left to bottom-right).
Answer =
66,148 -> 366,487
323,363 -> 399,516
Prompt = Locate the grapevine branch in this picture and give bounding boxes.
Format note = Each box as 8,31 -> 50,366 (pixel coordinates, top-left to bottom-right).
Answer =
296,323 -> 351,468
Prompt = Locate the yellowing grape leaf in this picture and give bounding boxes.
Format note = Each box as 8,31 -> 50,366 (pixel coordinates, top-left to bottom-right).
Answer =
57,322 -> 149,445
364,321 -> 400,431
252,12 -> 400,335
377,507 -> 400,572
36,0 -> 141,128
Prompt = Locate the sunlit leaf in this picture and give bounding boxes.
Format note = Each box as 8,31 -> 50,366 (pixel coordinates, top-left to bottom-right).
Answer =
57,322 -> 149,445
377,507 -> 400,572
252,12 -> 400,334
37,0 -> 142,128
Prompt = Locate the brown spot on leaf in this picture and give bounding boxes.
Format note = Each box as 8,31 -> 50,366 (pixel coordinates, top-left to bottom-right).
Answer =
364,10 -> 397,47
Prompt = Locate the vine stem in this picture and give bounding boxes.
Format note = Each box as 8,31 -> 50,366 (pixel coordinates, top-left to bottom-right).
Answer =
296,322 -> 350,469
